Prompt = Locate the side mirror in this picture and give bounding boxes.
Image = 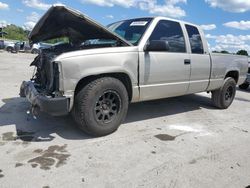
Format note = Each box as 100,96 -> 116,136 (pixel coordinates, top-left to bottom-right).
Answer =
144,40 -> 170,52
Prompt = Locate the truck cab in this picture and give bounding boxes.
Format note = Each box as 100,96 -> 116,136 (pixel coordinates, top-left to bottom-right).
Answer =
136,17 -> 211,101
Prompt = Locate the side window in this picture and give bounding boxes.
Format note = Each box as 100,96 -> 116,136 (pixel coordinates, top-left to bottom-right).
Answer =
149,20 -> 186,53
185,25 -> 204,54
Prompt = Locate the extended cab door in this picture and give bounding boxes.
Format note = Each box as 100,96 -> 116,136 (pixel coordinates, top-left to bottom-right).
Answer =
139,19 -> 191,101
184,24 -> 211,93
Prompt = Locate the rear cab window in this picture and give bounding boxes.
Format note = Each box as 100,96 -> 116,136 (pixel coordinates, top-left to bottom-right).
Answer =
185,24 -> 204,54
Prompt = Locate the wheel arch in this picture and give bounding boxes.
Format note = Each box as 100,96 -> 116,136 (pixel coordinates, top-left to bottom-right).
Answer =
6,46 -> 14,51
74,72 -> 133,102
225,70 -> 239,83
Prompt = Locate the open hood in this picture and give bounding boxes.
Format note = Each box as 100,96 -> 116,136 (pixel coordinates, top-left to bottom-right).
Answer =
29,5 -> 131,46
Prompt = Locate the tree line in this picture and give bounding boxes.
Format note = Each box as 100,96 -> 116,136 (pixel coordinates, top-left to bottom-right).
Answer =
0,24 -> 250,56
212,50 -> 249,56
0,24 -> 28,41
0,24 -> 68,44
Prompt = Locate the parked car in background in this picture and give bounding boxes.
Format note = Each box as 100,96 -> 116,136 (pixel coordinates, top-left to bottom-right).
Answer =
239,60 -> 250,90
4,40 -> 48,54
19,41 -> 32,53
12,41 -> 34,53
5,41 -> 24,53
20,6 -> 249,136
35,42 -> 53,51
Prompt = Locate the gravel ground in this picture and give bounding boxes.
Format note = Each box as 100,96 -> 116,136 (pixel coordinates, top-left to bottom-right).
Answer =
0,51 -> 250,188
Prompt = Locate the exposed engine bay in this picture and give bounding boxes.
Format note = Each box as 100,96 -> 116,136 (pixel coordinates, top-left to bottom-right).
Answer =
30,40 -> 125,96
30,47 -> 61,96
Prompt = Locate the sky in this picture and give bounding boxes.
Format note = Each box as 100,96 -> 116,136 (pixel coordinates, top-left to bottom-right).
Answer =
0,0 -> 250,53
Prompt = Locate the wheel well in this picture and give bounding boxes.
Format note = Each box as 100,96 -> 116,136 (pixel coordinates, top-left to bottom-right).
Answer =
6,46 -> 13,50
225,71 -> 239,83
74,73 -> 133,101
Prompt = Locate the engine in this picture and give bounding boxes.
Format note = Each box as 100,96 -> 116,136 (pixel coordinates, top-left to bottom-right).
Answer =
30,43 -> 76,96
29,41 -> 119,96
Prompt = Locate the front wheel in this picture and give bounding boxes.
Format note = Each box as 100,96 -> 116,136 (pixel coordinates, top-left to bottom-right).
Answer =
212,77 -> 236,109
71,77 -> 129,137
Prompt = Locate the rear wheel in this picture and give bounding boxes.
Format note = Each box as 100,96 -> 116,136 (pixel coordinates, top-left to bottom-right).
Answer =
71,77 -> 129,136
239,83 -> 249,90
212,77 -> 236,109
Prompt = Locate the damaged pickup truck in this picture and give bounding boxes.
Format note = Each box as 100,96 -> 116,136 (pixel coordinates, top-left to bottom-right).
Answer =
20,6 -> 249,136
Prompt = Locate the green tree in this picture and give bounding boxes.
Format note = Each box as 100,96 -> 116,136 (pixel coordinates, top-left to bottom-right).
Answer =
220,50 -> 230,54
0,24 -> 29,41
236,50 -> 248,56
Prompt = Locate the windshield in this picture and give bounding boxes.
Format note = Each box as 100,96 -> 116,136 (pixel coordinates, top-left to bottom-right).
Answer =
47,18 -> 153,49
107,18 -> 153,45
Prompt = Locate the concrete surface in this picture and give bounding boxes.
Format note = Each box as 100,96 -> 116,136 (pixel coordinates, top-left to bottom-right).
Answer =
0,51 -> 250,188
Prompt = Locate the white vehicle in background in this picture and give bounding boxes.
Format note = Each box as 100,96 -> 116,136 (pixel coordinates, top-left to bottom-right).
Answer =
4,41 -> 51,54
29,42 -> 53,53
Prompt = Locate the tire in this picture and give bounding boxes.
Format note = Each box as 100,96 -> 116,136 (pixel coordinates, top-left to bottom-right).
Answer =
239,83 -> 249,90
212,77 -> 236,109
71,77 -> 129,136
6,47 -> 13,52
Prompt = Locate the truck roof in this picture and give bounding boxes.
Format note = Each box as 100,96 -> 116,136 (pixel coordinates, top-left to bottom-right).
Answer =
112,16 -> 201,30
154,16 -> 200,27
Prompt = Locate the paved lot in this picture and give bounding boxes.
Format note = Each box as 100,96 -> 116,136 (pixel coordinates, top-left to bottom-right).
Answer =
0,51 -> 250,188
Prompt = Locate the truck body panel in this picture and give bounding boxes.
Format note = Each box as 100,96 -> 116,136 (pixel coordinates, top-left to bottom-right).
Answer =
207,53 -> 248,91
55,46 -> 140,105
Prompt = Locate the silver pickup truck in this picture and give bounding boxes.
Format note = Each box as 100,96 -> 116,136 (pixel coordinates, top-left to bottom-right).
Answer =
20,6 -> 248,136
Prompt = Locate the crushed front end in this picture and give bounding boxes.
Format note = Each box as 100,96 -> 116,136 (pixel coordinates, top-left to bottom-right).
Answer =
20,47 -> 69,116
19,5 -> 131,116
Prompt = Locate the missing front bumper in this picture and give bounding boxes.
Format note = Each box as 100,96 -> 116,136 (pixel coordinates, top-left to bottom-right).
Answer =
20,81 -> 69,116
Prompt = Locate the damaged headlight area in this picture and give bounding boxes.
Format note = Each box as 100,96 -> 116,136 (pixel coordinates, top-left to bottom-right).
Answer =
30,51 -> 60,96
20,46 -> 70,116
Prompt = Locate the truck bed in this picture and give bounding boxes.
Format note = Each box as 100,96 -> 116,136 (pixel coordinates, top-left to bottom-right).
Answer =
207,53 -> 248,91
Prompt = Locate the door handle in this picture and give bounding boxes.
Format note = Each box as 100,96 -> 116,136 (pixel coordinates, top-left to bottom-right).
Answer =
184,59 -> 191,65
